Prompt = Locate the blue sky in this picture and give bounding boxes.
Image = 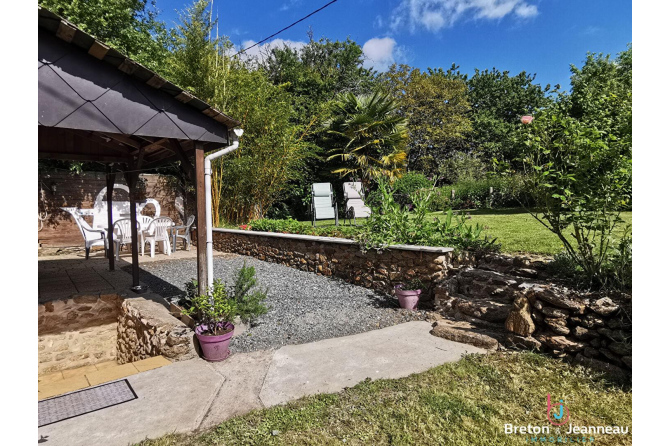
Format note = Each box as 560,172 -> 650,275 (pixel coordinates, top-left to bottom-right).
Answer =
157,0 -> 632,90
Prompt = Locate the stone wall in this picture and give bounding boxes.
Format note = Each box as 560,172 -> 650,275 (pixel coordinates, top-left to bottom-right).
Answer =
212,229 -> 472,298
38,293 -> 195,374
38,294 -> 122,374
117,296 -> 196,364
433,254 -> 632,376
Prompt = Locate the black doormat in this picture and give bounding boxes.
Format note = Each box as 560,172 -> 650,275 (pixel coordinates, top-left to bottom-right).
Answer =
38,379 -> 138,427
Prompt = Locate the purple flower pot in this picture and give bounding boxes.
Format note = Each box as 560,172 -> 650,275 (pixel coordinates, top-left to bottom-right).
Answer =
195,322 -> 234,362
395,289 -> 421,310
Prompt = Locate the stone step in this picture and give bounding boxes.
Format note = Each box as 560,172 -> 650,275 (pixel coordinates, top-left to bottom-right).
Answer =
430,321 -> 500,350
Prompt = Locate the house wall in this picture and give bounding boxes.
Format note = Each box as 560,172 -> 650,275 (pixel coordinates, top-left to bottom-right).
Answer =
38,171 -> 188,248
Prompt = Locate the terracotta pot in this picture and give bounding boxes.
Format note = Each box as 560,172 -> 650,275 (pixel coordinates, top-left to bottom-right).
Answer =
395,289 -> 421,311
195,322 -> 234,362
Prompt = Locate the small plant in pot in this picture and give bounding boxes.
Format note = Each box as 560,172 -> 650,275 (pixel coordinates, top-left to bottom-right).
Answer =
394,278 -> 425,311
183,263 -> 268,362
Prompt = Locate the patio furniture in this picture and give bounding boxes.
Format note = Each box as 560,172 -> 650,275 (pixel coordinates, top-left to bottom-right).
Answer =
343,182 -> 371,225
170,215 -> 195,252
142,217 -> 174,258
113,218 -> 141,261
91,184 -> 161,230
62,207 -> 108,259
311,183 -> 338,226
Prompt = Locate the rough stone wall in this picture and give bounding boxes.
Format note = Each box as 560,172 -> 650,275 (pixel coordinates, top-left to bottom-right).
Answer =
434,254 -> 632,375
38,294 -> 121,374
211,230 -> 474,298
117,297 -> 196,364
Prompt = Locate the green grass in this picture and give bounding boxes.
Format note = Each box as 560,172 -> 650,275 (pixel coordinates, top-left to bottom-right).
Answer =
301,209 -> 632,256
136,352 -> 631,446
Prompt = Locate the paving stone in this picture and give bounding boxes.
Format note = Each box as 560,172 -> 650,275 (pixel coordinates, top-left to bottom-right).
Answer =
62,365 -> 98,379
39,375 -> 89,400
132,356 -> 171,373
85,363 -> 139,386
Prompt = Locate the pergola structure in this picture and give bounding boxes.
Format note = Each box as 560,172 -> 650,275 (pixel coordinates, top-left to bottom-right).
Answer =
38,7 -> 240,294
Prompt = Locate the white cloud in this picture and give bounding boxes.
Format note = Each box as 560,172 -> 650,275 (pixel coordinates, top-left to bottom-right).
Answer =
362,37 -> 400,71
391,0 -> 539,33
237,38 -> 307,61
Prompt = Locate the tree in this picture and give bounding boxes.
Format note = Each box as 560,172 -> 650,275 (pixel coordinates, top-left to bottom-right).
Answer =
168,0 -> 310,224
461,67 -> 552,166
381,65 -> 472,175
568,45 -> 632,150
324,91 -> 409,190
39,0 -> 169,73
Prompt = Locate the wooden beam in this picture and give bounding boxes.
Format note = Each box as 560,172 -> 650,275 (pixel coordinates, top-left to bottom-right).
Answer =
124,170 -> 141,290
194,142 -> 208,295
106,166 -> 116,271
101,132 -> 143,149
167,139 -> 195,181
38,152 -> 130,163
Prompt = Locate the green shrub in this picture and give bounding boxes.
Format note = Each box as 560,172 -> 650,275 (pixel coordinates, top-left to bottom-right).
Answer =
249,218 -> 359,239
182,263 -> 269,334
428,175 -> 533,211
392,172 -> 434,206
355,180 -> 499,252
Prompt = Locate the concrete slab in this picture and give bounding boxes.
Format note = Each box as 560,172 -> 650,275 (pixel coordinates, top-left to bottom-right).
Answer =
259,321 -> 484,407
199,350 -> 274,430
38,359 -> 224,446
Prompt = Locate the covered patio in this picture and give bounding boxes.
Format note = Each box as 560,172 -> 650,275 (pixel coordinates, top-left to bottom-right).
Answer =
38,7 -> 239,295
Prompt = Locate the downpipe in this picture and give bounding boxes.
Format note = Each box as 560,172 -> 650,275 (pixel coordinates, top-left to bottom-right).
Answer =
204,128 -> 244,292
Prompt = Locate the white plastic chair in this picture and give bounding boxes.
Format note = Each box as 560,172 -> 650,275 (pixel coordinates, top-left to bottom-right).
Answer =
113,218 -> 140,260
343,182 -> 371,225
173,215 -> 195,252
311,183 -> 338,226
62,207 -> 108,259
142,217 -> 174,258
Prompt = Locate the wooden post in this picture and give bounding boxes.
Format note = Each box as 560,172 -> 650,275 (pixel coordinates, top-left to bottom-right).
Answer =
124,170 -> 141,290
106,165 -> 116,271
194,142 -> 208,295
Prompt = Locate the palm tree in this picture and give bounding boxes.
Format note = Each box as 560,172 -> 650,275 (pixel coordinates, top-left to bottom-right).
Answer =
324,91 -> 409,190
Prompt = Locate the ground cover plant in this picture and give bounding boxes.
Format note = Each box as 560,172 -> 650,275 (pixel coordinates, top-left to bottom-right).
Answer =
136,352 -> 632,446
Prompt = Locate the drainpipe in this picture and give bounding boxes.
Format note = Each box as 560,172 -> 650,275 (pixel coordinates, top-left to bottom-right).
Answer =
205,128 -> 244,292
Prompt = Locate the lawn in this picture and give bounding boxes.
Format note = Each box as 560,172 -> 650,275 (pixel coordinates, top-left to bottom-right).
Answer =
303,209 -> 632,256
137,352 -> 631,446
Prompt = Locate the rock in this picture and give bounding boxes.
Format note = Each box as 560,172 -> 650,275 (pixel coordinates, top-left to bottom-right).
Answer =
596,328 -> 627,342
598,348 -> 623,366
544,317 -> 570,335
608,342 -> 632,356
532,288 -> 583,311
588,297 -> 620,316
573,354 -> 627,381
454,299 -> 511,322
541,306 -> 570,319
572,326 -> 598,340
583,346 -> 600,358
504,334 -> 542,350
431,322 -> 499,350
504,296 -> 535,336
621,356 -> 632,369
581,314 -> 606,328
536,333 -> 586,353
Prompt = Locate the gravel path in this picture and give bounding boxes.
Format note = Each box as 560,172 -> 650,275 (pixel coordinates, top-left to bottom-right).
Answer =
131,255 -> 429,353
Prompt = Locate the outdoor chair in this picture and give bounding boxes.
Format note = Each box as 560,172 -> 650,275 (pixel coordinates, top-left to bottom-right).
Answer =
343,182 -> 371,225
62,207 -> 108,259
311,183 -> 338,226
113,218 -> 140,260
141,217 -> 174,258
172,215 -> 195,252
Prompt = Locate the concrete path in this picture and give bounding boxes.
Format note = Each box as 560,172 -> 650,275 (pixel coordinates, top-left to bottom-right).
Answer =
38,321 -> 484,446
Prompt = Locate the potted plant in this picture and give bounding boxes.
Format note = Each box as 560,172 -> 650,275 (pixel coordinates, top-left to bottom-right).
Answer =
183,263 -> 268,361
394,278 -> 425,311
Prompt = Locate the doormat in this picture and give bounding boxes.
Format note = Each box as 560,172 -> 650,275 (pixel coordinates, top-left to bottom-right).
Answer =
39,379 -> 138,427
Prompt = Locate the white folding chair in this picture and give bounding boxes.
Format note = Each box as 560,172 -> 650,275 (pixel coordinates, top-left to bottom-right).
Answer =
311,183 -> 338,226
142,217 -> 174,258
62,207 -> 108,259
343,182 -> 371,225
113,218 -> 140,260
